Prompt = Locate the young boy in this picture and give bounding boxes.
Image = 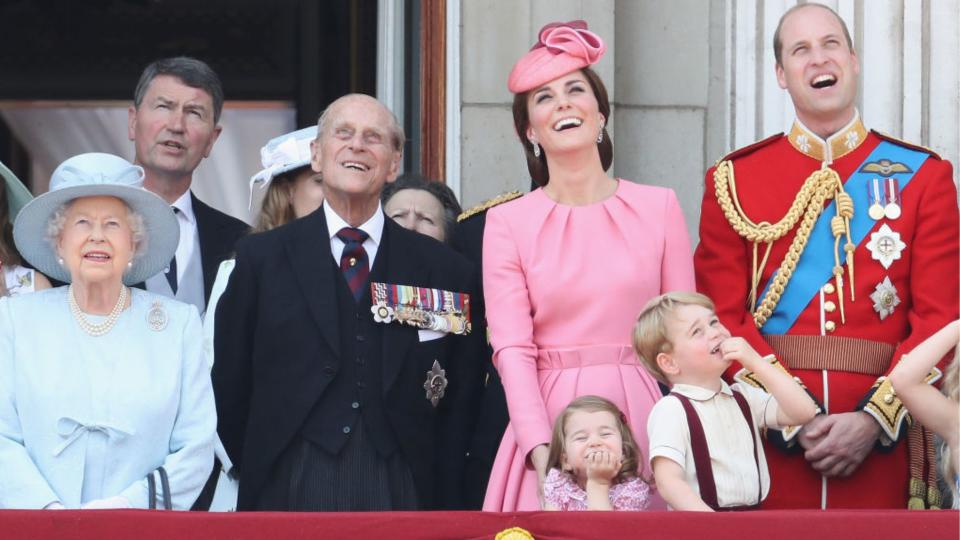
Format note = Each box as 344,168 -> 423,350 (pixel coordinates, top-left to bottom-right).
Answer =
633,292 -> 819,511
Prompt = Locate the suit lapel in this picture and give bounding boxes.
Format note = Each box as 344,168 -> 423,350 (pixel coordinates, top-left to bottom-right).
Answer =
380,221 -> 427,393
192,194 -> 223,301
284,210 -> 340,358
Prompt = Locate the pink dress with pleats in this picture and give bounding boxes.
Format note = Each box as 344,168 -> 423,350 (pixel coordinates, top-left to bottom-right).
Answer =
481,180 -> 695,511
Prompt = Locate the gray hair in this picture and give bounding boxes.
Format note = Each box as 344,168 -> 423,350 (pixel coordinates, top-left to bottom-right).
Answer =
46,200 -> 148,268
133,57 -> 225,124
317,94 -> 406,152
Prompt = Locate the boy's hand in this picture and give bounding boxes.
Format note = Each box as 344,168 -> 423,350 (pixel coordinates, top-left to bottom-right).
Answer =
720,337 -> 763,370
585,450 -> 621,486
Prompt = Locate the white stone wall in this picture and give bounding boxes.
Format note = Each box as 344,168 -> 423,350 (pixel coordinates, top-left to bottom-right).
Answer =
456,0 -> 959,244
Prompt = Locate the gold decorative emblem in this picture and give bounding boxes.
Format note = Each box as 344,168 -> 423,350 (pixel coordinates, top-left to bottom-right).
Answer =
423,360 -> 448,407
495,527 -> 535,540
866,224 -> 906,269
147,301 -> 169,331
869,277 -> 900,320
457,191 -> 523,222
860,159 -> 913,177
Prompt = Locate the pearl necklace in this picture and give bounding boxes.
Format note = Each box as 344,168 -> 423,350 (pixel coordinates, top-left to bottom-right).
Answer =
68,284 -> 128,337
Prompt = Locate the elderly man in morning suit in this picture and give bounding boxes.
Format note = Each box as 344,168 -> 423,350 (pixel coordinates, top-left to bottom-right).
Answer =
694,4 -> 958,508
213,94 -> 481,511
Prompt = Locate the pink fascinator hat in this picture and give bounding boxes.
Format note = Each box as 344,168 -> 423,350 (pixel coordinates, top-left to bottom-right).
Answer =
507,20 -> 606,94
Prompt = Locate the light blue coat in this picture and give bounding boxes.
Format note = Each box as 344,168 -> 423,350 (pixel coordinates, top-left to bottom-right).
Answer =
0,287 -> 215,509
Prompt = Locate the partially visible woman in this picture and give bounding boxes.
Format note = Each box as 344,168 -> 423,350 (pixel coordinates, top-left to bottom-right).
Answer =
482,21 -> 695,511
0,161 -> 51,296
382,173 -> 462,244
202,126 -> 325,510
0,152 -> 215,509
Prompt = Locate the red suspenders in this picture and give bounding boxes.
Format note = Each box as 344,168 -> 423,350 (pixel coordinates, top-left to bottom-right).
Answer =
670,389 -> 762,511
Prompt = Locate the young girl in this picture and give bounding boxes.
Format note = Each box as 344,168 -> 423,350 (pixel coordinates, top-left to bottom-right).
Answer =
889,320 -> 960,509
543,396 -> 651,511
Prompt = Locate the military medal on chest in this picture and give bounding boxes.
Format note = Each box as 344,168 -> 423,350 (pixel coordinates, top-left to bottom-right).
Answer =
423,360 -> 448,407
866,223 -> 906,269
870,277 -> 900,320
369,282 -> 472,335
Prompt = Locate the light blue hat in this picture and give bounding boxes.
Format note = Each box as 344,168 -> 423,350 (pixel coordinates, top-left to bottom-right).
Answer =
1,160 -> 33,218
13,152 -> 180,285
250,126 -> 318,187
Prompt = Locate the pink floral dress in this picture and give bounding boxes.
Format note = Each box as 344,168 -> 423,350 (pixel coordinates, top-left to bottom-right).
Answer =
543,468 -> 650,511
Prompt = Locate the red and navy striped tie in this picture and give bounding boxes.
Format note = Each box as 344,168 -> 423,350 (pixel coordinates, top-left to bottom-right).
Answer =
336,227 -> 370,301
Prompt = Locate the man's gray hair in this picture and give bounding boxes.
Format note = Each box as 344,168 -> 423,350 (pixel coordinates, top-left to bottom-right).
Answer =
133,56 -> 225,124
316,94 -> 406,152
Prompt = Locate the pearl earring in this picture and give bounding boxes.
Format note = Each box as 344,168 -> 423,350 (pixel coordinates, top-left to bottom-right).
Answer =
57,257 -> 64,266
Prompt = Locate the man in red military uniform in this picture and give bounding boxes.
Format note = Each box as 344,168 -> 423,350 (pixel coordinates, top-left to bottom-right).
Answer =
694,4 -> 958,509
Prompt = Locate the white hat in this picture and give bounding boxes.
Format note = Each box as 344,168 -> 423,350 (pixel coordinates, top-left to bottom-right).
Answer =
13,152 -> 179,285
250,126 -> 318,188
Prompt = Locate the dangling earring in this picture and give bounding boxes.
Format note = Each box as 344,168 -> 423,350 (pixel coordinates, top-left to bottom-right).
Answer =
597,119 -> 606,144
531,141 -> 541,158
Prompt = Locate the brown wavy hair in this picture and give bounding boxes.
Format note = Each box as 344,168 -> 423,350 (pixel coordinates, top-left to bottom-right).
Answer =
511,67 -> 613,187
252,167 -> 317,233
546,395 -> 649,485
0,185 -> 22,266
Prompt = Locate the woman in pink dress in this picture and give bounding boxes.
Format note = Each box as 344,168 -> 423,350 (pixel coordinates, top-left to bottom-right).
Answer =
482,20 -> 695,511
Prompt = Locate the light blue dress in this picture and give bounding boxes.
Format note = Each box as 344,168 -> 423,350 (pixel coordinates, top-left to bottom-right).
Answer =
0,287 -> 215,509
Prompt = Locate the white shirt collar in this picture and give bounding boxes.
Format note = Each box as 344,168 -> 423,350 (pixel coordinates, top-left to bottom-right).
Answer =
670,380 -> 734,401
323,200 -> 384,246
170,190 -> 196,225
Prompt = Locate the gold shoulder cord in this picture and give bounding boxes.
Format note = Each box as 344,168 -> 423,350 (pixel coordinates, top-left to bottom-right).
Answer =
713,160 -> 855,328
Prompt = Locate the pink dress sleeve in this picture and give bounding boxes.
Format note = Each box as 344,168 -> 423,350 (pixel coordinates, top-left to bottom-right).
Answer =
482,208 -> 552,458
611,477 -> 651,511
660,189 -> 696,293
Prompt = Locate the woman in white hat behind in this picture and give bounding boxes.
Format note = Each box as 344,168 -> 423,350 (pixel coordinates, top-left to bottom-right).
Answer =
201,126 -> 323,511
0,152 -> 215,509
0,161 -> 51,296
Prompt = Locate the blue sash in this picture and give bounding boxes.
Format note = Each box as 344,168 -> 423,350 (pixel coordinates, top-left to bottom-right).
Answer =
759,141 -> 929,334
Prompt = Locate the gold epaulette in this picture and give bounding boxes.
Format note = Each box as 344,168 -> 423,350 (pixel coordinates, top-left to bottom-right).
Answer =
712,133 -> 783,167
872,130 -> 942,160
457,191 -> 523,222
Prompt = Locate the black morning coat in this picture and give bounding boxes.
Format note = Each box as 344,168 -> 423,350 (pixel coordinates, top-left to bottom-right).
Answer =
212,207 -> 482,510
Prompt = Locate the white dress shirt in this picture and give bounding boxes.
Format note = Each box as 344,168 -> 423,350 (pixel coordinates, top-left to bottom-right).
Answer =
169,190 -> 199,285
323,200 -> 384,269
647,380 -> 782,508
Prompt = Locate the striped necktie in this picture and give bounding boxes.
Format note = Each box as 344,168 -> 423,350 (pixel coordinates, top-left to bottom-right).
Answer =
336,227 -> 370,301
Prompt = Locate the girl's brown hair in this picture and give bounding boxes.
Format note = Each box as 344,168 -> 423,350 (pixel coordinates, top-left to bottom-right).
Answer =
0,185 -> 22,266
511,67 -> 613,187
546,395 -> 648,485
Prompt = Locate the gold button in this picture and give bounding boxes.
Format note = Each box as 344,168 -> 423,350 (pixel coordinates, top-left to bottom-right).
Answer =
823,283 -> 836,294
349,257 -> 357,267
883,393 -> 895,404
825,320 -> 836,332
824,301 -> 836,313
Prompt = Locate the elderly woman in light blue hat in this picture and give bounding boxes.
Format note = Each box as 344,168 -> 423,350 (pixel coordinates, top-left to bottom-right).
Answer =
0,152 -> 215,509
0,161 -> 51,296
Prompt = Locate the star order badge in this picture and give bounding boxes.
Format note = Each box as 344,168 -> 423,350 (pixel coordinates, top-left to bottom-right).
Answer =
146,301 -> 168,331
866,224 -> 906,269
870,277 -> 900,320
423,360 -> 448,407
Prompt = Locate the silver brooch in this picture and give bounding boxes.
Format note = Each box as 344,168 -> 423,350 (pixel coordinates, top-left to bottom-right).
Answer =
866,224 -> 906,269
147,301 -> 168,331
869,277 -> 900,320
423,360 -> 448,407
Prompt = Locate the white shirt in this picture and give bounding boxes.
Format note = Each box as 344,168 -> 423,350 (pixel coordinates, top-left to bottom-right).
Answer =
169,191 -> 199,285
647,381 -> 781,508
323,200 -> 384,269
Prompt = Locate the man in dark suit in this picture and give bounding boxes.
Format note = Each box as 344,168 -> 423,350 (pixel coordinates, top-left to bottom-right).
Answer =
213,94 -> 480,511
127,56 -> 248,316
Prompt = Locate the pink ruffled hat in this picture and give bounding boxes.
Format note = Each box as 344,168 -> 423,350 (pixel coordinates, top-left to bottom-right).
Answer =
507,20 -> 606,94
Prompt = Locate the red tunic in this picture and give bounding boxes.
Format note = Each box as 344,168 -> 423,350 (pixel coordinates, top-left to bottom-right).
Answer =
694,119 -> 959,509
